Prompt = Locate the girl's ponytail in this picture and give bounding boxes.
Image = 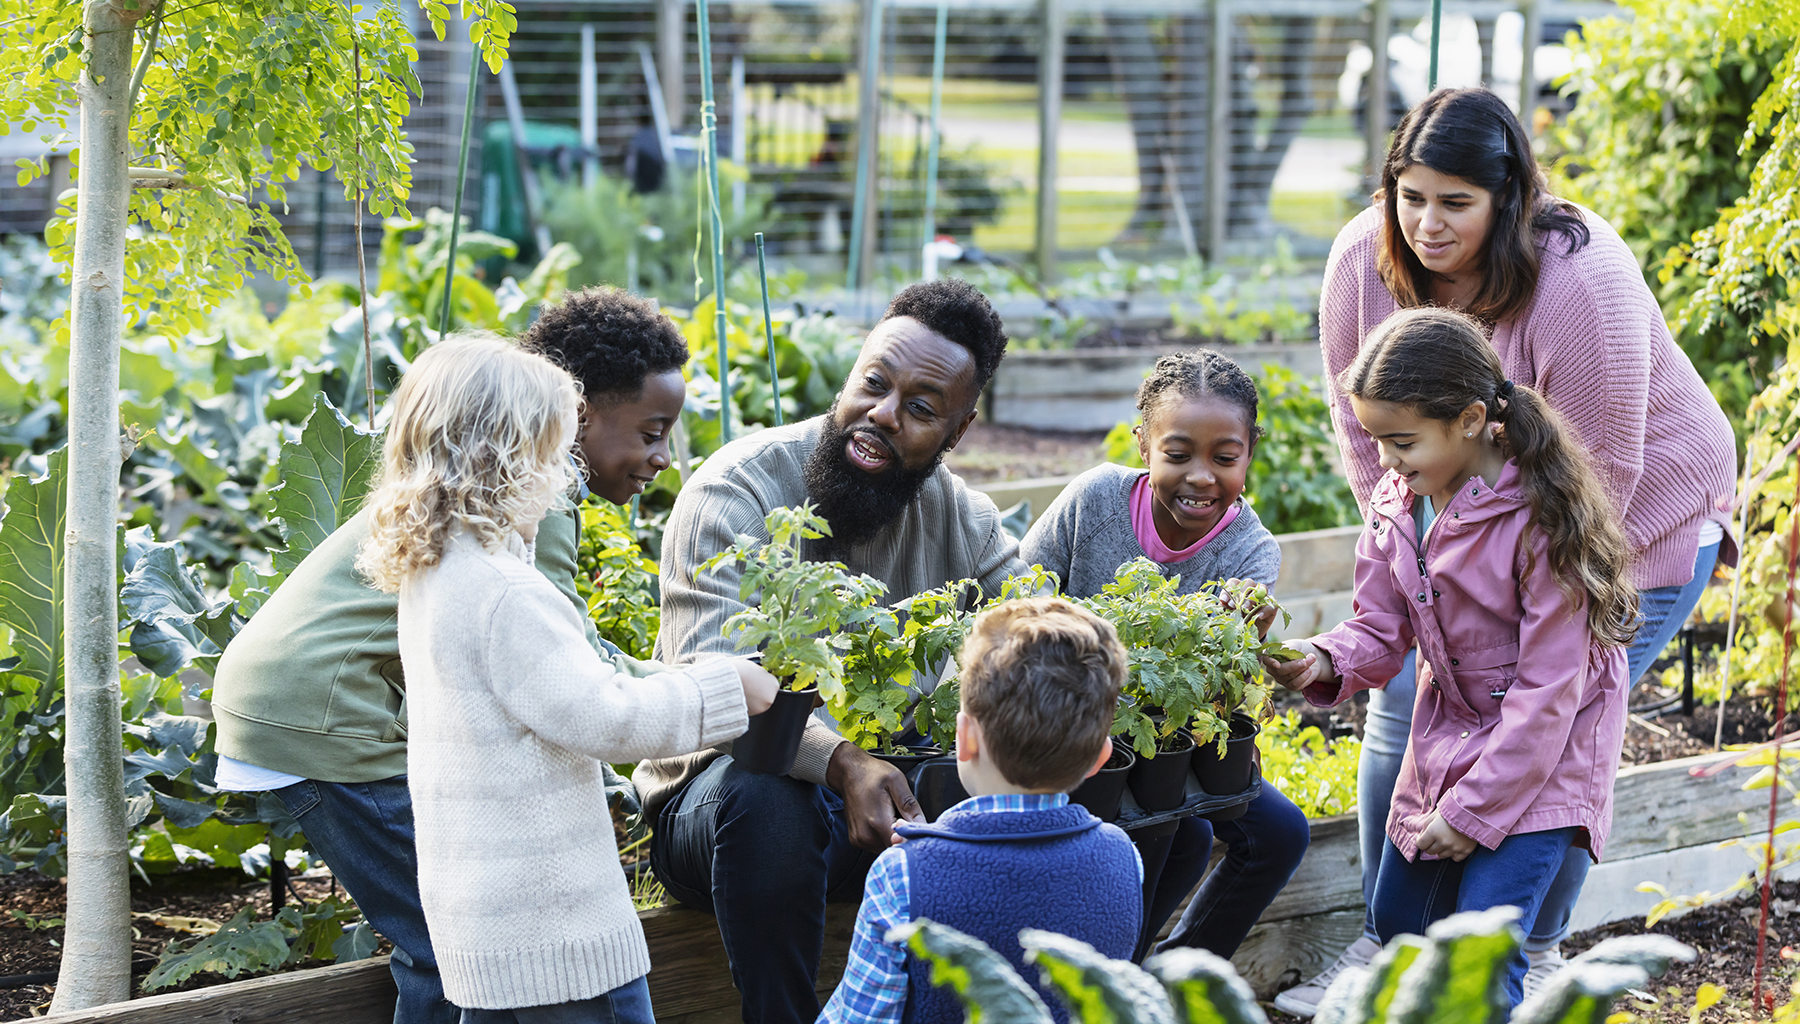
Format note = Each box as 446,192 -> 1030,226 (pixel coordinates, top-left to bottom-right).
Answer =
1491,383 -> 1638,645
1343,308 -> 1639,645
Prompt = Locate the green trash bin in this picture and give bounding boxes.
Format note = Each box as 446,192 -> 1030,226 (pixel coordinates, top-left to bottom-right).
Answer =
479,120 -> 586,265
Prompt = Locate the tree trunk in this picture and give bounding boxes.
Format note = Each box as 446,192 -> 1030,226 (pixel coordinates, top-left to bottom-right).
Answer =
1103,12 -> 1167,242
50,0 -> 137,1013
1228,17 -> 1315,237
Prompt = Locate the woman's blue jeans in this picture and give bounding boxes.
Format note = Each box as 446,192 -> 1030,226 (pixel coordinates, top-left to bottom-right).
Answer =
1371,828 -> 1578,1006
1354,542 -> 1719,950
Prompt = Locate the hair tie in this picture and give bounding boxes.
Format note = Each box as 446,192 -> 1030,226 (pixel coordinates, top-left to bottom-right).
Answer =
1497,380 -> 1516,400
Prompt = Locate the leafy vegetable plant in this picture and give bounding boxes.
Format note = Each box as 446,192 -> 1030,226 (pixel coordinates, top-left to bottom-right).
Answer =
1255,710 -> 1360,819
702,504 -> 887,701
575,501 -> 660,661
892,909 -> 1693,1024
1081,559 -> 1285,758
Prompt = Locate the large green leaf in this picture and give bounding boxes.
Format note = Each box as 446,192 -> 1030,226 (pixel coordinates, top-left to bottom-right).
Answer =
269,394 -> 379,576
1387,907 -> 1520,1024
120,527 -> 234,678
1143,947 -> 1267,1024
888,919 -> 1053,1024
0,449 -> 65,685
1314,935 -> 1429,1024
141,905 -> 293,992
1022,928 -> 1174,1024
1511,935 -> 1695,1024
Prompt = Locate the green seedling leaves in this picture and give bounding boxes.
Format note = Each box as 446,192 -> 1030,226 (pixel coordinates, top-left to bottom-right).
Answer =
1022,928 -> 1174,1024
1144,947 -> 1267,1024
889,919 -> 1053,1024
268,393 -> 378,576
0,449 -> 66,685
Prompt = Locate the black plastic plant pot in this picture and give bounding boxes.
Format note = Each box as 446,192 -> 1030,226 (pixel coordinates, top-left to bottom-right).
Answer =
1070,739 -> 1137,823
733,686 -> 819,775
871,745 -> 945,785
913,756 -> 970,822
1127,731 -> 1196,812
1193,713 -> 1260,796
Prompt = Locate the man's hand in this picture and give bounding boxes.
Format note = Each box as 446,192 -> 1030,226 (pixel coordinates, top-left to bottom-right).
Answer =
825,742 -> 923,852
1416,811 -> 1477,862
1260,638 -> 1335,691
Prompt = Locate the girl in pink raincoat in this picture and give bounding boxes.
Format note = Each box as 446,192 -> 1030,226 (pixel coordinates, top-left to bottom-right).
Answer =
1266,306 -> 1638,1006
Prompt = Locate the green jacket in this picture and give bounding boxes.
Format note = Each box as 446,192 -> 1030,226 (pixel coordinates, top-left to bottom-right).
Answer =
211,502 -> 602,783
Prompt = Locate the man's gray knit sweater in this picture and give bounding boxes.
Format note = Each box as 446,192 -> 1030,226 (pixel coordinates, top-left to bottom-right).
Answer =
1020,463 -> 1282,597
636,416 -> 1027,817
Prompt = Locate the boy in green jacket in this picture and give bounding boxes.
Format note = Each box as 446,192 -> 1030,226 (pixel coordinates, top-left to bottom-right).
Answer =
210,288 -> 689,1024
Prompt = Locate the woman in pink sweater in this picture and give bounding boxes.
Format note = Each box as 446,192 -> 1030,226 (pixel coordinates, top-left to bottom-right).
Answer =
1277,87 -> 1738,1014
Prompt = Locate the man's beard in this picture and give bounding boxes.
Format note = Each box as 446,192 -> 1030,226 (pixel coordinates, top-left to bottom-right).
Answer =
803,413 -> 949,550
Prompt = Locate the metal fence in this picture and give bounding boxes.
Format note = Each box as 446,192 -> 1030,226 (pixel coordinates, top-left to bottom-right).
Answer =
0,0 -> 1621,286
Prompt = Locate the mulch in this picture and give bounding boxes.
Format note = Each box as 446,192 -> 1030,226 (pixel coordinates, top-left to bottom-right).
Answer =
0,868 -> 358,1021
1565,880 -> 1800,1023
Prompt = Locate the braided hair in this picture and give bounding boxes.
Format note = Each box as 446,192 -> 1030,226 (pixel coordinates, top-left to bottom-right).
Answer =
1133,349 -> 1262,459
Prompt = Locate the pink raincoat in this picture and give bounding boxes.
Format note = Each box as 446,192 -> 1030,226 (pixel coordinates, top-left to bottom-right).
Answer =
1306,462 -> 1628,863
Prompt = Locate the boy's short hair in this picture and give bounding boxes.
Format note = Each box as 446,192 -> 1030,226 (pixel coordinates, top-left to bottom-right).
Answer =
958,597 -> 1126,791
519,286 -> 689,404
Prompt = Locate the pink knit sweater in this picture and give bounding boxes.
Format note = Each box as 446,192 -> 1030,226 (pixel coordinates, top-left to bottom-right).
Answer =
1320,205 -> 1738,590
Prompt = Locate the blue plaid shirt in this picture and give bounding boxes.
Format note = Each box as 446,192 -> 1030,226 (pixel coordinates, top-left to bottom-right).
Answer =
818,793 -> 1141,1024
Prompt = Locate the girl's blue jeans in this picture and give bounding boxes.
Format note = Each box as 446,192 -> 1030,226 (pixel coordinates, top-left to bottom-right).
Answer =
1355,541 -> 1719,951
1372,828 -> 1578,1006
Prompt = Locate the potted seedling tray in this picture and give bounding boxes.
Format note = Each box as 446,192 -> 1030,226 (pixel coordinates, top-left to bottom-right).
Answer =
1111,764 -> 1263,831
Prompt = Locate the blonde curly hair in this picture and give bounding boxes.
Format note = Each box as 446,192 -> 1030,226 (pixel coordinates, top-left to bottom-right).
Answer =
356,333 -> 581,593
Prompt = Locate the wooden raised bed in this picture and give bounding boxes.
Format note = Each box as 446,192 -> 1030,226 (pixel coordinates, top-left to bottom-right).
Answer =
987,344 -> 1323,432
39,749 -> 1787,1021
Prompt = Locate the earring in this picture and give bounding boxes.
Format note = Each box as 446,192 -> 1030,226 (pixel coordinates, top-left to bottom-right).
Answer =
1465,432 -> 1473,438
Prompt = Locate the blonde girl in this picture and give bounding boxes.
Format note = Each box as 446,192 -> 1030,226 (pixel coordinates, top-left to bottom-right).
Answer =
1267,307 -> 1636,1007
359,334 -> 775,1024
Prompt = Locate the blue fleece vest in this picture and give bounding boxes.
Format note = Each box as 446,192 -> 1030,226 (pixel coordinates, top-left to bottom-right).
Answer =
896,803 -> 1141,1024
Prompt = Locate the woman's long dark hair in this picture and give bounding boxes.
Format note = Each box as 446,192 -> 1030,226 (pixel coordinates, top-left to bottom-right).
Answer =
1376,88 -> 1591,324
1340,308 -> 1638,646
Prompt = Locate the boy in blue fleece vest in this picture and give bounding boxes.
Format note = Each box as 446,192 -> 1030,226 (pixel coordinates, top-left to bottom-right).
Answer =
820,597 -> 1143,1024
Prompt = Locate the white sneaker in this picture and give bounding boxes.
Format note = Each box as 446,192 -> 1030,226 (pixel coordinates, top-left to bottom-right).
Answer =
1273,935 -> 1383,1018
1521,946 -> 1566,1000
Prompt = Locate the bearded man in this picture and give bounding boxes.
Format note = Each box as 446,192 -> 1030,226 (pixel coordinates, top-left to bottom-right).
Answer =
636,279 -> 1025,1024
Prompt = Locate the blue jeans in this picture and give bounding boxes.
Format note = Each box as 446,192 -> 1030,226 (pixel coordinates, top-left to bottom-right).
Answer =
276,777 -> 460,1024
1372,828 -> 1578,1006
648,756 -> 875,1024
1136,785 -> 1311,961
457,976 -> 653,1024
1356,542 -> 1720,950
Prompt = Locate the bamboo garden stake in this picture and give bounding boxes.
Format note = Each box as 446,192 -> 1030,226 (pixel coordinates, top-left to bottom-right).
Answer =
696,0 -> 733,443
756,233 -> 784,425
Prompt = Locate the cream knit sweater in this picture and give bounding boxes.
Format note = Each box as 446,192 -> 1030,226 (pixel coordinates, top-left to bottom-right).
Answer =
1320,205 -> 1738,589
398,527 -> 747,1009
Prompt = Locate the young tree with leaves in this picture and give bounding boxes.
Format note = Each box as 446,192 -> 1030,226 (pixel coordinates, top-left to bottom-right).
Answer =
0,0 -> 517,1009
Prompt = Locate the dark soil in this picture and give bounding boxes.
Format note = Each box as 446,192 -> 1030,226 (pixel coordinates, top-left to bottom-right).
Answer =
1564,879 -> 1800,1023
942,421 -> 1109,484
0,867 -> 359,1021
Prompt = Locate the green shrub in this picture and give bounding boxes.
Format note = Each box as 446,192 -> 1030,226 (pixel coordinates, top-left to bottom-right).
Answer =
1555,0 -> 1791,433
1256,709 -> 1360,819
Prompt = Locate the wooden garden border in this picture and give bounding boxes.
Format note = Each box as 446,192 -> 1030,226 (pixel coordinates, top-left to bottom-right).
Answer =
37,749 -> 1788,1022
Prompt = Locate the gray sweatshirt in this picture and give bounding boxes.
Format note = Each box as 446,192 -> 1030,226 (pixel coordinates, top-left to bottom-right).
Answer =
1020,463 -> 1282,598
636,416 -> 1027,817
